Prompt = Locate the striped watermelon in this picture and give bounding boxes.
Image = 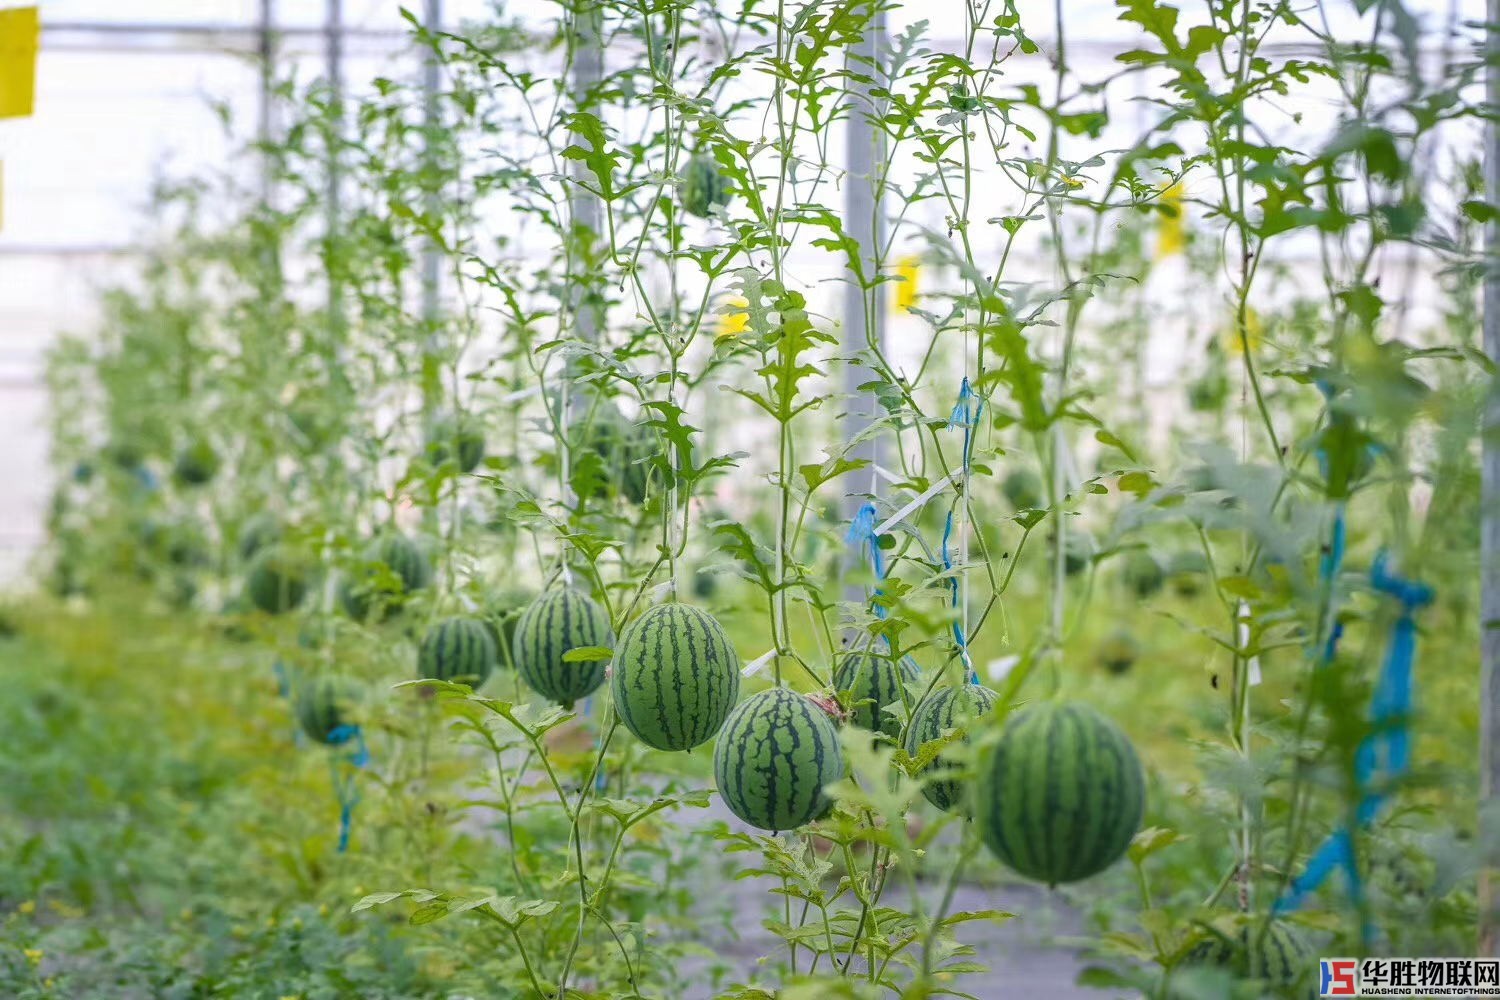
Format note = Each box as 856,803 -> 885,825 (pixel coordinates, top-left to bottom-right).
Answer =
612,603 -> 739,751
976,701 -> 1144,885
418,615 -> 498,688
1182,922 -> 1311,986
172,439 -> 220,486
834,652 -> 917,738
1064,531 -> 1095,576
1122,550 -> 1164,597
238,514 -> 282,561
424,413 -> 485,473
511,589 -> 614,707
340,534 -> 432,621
245,546 -> 310,614
296,675 -> 358,744
904,684 -> 999,812
1098,629 -> 1140,675
483,589 -> 531,668
713,687 -> 845,831
1002,467 -> 1044,510
680,153 -> 729,217
579,407 -> 652,504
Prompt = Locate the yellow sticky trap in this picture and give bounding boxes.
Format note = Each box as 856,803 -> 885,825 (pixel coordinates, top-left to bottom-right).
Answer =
894,255 -> 920,312
715,295 -> 749,339
0,6 -> 39,120
1154,182 -> 1185,260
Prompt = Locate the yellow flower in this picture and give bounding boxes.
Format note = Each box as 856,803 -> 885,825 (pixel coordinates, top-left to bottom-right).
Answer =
1227,306 -> 1263,355
1155,182 -> 1186,259
17,900 -> 34,916
894,255 -> 920,312
47,899 -> 83,919
24,948 -> 43,966
715,295 -> 749,339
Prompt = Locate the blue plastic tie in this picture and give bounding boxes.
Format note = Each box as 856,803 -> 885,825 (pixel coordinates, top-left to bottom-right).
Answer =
944,379 -> 982,685
326,724 -> 368,853
1275,554 -> 1431,917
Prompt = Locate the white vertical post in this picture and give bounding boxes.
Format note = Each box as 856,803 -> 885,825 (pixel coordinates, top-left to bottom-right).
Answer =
324,0 -> 344,336
570,0 -> 603,347
1481,0 -> 1500,955
842,2 -> 886,530
257,0 -> 274,203
420,0 -> 442,328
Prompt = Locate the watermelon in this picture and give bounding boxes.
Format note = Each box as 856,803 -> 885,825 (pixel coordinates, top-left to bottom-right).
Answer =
612,603 -> 739,751
680,153 -> 729,218
1187,368 -> 1229,412
296,675 -> 358,745
424,413 -> 485,473
418,615 -> 498,688
511,589 -> 614,707
339,534 -> 431,621
1063,530 -> 1095,576
1168,550 -> 1209,596
904,684 -> 999,812
238,514 -> 282,561
1181,922 -> 1311,986
482,589 -> 531,667
172,439 -> 220,486
713,687 -> 845,831
578,406 -> 652,503
245,546 -> 310,614
1002,467 -> 1044,510
976,701 -> 1145,885
1098,629 -> 1140,675
1122,550 -> 1164,597
834,652 -> 917,738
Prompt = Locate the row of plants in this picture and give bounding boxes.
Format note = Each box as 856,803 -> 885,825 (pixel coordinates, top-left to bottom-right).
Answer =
19,0 -> 1493,996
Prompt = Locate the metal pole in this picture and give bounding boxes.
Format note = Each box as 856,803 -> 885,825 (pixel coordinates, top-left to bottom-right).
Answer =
324,0 -> 344,340
570,0 -> 603,347
842,1 -> 886,565
257,0 -> 274,203
1481,0 -> 1500,955
420,0 -> 442,328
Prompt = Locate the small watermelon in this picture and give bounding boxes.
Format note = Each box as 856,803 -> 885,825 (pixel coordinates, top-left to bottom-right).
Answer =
680,153 -> 729,218
1098,629 -> 1140,675
511,589 -> 614,707
579,407 -> 652,504
834,652 -> 917,738
483,589 -> 531,666
1002,467 -> 1044,510
1122,550 -> 1165,597
713,687 -> 845,831
417,615 -> 498,688
173,440 -> 220,486
1064,530 -> 1095,576
1181,922 -> 1312,987
612,603 -> 739,751
238,514 -> 282,561
904,684 -> 999,812
1187,368 -> 1229,412
245,546 -> 310,614
1168,550 -> 1209,596
105,438 -> 146,470
339,534 -> 432,621
976,701 -> 1144,885
296,675 -> 359,745
424,413 -> 486,474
